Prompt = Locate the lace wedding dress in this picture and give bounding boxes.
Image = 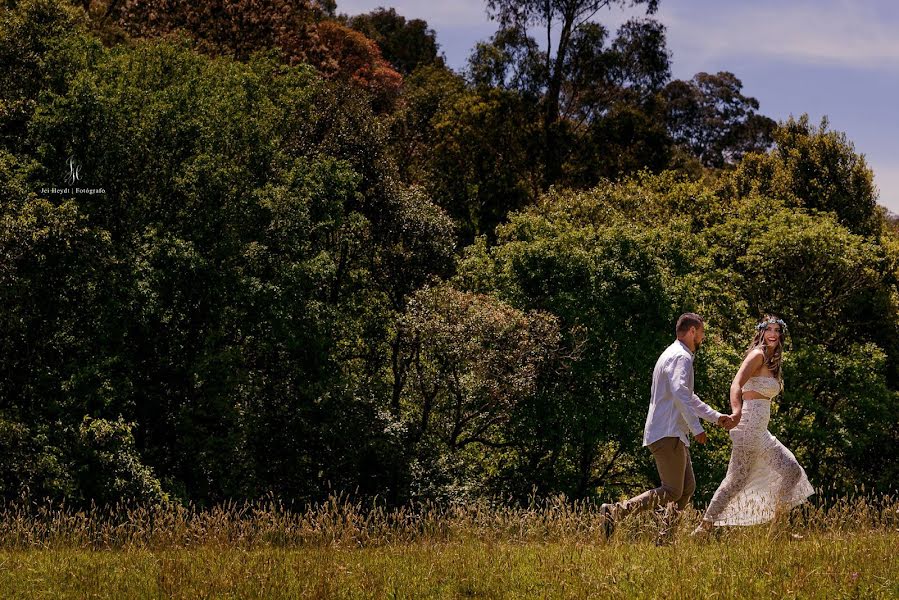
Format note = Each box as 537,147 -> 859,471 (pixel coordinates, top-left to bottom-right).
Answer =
703,376 -> 815,526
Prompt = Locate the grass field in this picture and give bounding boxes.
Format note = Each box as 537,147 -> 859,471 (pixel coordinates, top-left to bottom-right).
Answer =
1,492 -> 896,598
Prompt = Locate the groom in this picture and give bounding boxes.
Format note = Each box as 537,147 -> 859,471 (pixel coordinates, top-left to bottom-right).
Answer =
600,312 -> 732,542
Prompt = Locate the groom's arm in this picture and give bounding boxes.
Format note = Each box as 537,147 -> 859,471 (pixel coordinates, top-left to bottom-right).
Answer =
669,355 -> 725,427
666,355 -> 704,436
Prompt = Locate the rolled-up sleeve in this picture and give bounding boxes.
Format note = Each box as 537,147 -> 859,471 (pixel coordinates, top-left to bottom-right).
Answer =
668,355 -> 723,434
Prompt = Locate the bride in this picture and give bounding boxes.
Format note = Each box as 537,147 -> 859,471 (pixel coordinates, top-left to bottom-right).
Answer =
692,315 -> 814,534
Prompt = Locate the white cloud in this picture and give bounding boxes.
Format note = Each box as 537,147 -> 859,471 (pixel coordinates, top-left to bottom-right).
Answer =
335,0 -> 489,27
660,1 -> 899,70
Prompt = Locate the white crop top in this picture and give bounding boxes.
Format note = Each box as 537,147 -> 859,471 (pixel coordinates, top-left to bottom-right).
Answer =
741,375 -> 781,399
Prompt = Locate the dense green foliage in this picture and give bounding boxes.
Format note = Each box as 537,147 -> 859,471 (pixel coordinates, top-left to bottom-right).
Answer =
1,0 -> 896,509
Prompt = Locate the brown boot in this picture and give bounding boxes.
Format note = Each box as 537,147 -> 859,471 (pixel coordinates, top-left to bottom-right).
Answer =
599,503 -> 620,539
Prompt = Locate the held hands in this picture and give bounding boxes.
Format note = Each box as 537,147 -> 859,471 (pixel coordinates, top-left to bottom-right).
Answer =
717,413 -> 741,430
695,413 -> 740,445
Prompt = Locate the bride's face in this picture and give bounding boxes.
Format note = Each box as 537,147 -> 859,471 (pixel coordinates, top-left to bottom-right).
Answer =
763,323 -> 782,349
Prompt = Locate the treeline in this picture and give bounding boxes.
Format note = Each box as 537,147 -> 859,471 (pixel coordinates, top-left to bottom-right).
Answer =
0,0 -> 896,509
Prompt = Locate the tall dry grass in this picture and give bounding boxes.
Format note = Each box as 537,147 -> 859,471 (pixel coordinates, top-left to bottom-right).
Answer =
1,485 -> 896,550
1,487 -> 897,598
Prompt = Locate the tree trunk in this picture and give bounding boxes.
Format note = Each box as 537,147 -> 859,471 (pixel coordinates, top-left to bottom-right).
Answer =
542,9 -> 575,186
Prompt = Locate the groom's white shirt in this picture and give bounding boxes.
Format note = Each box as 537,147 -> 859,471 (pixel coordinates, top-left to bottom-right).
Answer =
643,339 -> 724,448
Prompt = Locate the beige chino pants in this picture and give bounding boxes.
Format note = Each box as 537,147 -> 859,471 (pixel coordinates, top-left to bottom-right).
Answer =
616,436 -> 696,518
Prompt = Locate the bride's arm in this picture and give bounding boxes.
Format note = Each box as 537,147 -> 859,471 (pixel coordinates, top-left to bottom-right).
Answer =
730,350 -> 764,425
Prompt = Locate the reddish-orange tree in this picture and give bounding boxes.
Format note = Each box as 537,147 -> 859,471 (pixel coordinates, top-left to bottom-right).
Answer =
112,0 -> 401,107
310,20 -> 402,109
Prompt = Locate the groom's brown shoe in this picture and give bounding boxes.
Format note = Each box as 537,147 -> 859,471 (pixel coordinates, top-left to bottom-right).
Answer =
599,503 -> 618,539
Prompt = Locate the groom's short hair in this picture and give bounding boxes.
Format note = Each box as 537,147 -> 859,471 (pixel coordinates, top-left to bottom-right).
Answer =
676,312 -> 704,335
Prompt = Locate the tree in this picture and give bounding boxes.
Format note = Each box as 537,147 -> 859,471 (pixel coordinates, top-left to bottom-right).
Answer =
347,7 -> 444,75
702,192 -> 899,384
395,284 -> 562,501
307,20 -> 403,110
710,199 -> 886,347
5,0 -> 897,508
77,416 -> 169,504
113,0 -> 403,110
426,85 -> 543,244
385,63 -> 542,245
663,71 -> 776,168
721,115 -> 882,237
779,344 -> 897,495
387,64 -> 469,185
467,15 -> 671,193
114,0 -> 321,62
0,0 -> 100,154
1,1 -> 456,506
566,96 -> 672,185
484,0 -> 660,182
468,24 -> 546,98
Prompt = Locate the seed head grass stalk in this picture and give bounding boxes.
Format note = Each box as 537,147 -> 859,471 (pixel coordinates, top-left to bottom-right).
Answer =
1,487 -> 896,598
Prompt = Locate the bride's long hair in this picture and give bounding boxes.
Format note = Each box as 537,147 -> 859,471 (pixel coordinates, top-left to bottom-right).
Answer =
746,314 -> 786,384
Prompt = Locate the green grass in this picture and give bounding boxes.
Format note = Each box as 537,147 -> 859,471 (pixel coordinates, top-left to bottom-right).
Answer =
1,493 -> 896,598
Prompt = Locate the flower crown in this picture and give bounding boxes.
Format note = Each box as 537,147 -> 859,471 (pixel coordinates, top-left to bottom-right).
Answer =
756,317 -> 788,332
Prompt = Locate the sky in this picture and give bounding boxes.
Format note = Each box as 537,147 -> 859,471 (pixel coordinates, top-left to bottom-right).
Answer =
335,0 -> 899,214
